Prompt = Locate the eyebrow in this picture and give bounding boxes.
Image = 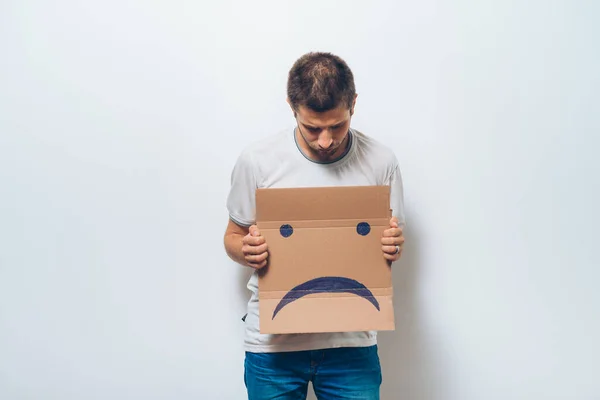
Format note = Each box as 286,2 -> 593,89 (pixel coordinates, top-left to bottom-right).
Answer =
303,121 -> 344,129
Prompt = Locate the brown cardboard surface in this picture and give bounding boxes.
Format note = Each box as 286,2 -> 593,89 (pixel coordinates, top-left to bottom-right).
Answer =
255,185 -> 395,334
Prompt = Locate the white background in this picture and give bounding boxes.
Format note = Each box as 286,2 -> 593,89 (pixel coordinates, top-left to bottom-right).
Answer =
1,1 -> 599,399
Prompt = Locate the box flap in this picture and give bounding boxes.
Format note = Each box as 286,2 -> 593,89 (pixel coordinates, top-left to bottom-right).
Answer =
256,185 -> 391,222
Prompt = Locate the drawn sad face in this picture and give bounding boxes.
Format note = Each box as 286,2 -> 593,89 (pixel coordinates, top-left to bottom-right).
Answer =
271,222 -> 379,319
255,185 -> 394,334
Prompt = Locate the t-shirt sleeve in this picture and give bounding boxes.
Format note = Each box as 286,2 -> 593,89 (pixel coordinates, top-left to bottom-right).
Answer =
226,150 -> 258,227
387,157 -> 406,229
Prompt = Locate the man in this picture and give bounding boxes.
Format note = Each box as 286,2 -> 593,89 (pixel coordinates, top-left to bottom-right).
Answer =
223,52 -> 405,400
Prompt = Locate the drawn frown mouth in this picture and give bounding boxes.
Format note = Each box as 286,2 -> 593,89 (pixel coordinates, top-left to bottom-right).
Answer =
272,276 -> 380,319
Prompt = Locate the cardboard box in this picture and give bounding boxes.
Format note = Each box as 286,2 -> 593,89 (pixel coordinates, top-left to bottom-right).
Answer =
255,185 -> 395,334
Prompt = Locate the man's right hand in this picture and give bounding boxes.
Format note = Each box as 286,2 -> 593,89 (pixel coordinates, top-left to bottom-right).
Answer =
242,225 -> 269,269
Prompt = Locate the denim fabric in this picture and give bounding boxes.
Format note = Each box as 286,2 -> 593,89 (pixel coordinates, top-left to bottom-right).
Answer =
244,345 -> 382,400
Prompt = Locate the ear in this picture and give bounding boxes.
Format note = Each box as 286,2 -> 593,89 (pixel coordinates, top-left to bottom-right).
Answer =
286,98 -> 297,118
350,93 -> 358,116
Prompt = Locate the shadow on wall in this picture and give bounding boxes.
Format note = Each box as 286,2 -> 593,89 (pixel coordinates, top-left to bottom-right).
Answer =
377,217 -> 444,400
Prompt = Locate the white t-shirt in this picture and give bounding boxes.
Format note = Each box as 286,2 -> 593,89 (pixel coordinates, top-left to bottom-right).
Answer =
226,127 -> 405,353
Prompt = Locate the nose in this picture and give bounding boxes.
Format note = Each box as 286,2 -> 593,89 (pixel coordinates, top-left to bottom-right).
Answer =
318,132 -> 333,149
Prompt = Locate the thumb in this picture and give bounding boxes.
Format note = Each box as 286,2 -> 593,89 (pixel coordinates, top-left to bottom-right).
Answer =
249,225 -> 260,237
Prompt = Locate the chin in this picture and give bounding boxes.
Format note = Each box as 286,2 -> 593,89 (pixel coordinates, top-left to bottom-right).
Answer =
315,149 -> 338,159
317,154 -> 335,161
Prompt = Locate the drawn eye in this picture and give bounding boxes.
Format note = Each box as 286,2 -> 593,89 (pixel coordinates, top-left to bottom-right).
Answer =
356,222 -> 371,236
280,224 -> 294,238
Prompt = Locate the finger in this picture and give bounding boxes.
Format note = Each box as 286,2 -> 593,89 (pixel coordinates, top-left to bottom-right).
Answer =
243,234 -> 266,246
382,227 -> 403,237
243,242 -> 268,255
383,245 -> 403,257
381,245 -> 399,254
383,251 -> 401,261
248,259 -> 267,269
381,236 -> 404,246
389,216 -> 399,228
246,252 -> 269,263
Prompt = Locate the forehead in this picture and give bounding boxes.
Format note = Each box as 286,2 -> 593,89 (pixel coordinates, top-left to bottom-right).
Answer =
297,105 -> 350,127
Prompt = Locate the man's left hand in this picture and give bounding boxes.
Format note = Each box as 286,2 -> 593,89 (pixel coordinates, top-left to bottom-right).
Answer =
381,216 -> 404,262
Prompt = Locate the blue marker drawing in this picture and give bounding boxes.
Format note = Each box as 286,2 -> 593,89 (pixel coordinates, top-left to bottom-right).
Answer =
272,276 -> 380,319
356,222 -> 371,236
280,224 -> 294,237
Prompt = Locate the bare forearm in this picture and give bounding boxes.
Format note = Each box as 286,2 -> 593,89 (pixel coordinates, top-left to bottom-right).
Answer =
224,232 -> 247,266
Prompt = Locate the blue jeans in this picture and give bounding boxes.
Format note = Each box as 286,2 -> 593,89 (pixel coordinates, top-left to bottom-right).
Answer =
244,345 -> 382,399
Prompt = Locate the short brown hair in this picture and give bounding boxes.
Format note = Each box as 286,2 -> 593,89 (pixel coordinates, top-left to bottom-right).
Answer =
287,52 -> 356,113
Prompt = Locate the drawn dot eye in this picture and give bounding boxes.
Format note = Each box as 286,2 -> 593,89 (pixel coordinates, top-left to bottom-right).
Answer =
356,222 -> 371,236
280,224 -> 294,238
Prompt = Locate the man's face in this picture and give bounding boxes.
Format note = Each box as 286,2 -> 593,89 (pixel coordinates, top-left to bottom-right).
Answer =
292,102 -> 355,162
